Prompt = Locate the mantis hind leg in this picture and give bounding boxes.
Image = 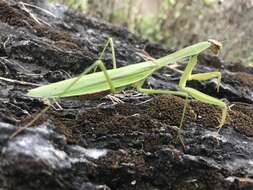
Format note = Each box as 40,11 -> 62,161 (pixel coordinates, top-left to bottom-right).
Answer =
96,60 -> 116,93
61,59 -> 116,96
9,40 -> 117,139
95,37 -> 117,71
62,37 -> 117,94
9,104 -> 51,139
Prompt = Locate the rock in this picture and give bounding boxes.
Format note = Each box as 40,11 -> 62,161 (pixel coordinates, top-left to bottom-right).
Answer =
0,0 -> 252,189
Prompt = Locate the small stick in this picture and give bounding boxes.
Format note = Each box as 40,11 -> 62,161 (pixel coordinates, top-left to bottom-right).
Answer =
0,76 -> 41,86
19,2 -> 57,18
19,2 -> 42,25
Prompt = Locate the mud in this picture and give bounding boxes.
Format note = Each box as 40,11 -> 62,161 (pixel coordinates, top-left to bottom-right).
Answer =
0,0 -> 253,190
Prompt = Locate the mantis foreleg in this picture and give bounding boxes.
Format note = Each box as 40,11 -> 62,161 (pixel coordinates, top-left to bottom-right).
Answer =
179,55 -> 227,130
189,72 -> 221,92
137,54 -> 227,132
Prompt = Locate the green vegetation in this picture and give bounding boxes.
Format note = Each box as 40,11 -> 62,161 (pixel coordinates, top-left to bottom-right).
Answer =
50,0 -> 253,64
50,0 -> 217,43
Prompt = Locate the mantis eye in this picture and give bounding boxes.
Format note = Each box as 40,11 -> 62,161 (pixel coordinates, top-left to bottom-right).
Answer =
208,39 -> 222,55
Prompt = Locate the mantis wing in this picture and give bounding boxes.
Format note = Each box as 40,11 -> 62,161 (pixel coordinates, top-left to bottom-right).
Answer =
27,62 -> 155,98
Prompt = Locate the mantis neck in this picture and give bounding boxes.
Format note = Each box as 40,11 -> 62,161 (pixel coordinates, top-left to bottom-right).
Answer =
155,41 -> 210,69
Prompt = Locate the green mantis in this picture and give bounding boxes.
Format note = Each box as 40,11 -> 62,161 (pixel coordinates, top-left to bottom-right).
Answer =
13,38 -> 227,138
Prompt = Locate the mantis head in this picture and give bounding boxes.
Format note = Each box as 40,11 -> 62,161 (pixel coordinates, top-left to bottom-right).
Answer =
208,39 -> 222,55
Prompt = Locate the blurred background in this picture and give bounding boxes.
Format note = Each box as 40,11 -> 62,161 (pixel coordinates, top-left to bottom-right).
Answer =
50,0 -> 253,65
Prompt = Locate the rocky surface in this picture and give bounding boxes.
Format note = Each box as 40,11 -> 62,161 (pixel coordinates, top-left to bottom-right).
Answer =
0,0 -> 253,190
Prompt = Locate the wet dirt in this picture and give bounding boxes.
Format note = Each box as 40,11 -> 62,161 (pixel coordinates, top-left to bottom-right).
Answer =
0,0 -> 253,190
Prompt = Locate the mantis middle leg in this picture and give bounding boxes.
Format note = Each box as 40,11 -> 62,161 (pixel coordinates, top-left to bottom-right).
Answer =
135,80 -> 189,148
135,80 -> 189,129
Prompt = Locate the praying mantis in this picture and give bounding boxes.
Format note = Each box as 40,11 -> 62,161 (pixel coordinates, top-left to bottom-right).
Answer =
10,38 -> 227,139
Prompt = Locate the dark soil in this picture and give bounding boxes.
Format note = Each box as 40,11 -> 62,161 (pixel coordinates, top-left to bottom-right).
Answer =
0,0 -> 253,190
